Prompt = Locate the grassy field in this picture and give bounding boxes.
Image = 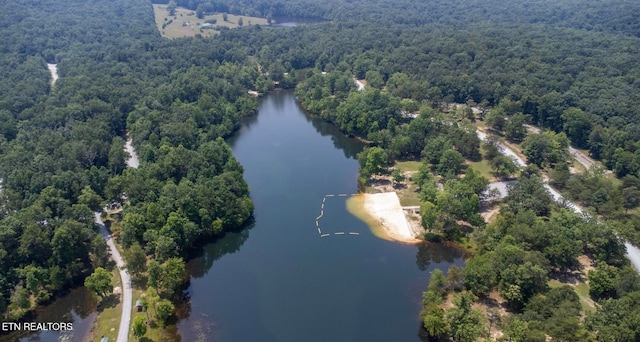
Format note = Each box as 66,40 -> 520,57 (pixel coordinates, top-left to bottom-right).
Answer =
92,268 -> 123,342
153,5 -> 268,39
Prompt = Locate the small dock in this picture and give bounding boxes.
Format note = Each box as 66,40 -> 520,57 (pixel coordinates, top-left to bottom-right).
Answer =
402,206 -> 420,214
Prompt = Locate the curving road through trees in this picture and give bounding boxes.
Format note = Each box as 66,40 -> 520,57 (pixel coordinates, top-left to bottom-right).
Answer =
475,129 -> 640,272
91,136 -> 139,342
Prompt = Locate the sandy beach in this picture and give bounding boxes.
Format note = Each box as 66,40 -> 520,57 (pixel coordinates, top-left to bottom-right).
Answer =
349,192 -> 421,243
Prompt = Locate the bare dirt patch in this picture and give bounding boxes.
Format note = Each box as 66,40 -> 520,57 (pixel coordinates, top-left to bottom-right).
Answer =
474,291 -> 508,340
578,255 -> 595,274
480,205 -> 500,223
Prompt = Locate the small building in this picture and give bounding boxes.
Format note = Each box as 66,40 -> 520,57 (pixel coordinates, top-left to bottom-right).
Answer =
135,299 -> 143,312
100,337 -> 109,342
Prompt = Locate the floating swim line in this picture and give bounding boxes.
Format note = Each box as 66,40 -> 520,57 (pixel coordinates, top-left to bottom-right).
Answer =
315,193 -> 363,239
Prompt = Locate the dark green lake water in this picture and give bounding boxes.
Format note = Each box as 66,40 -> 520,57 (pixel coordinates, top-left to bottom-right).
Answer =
3,287 -> 97,342
176,91 -> 465,341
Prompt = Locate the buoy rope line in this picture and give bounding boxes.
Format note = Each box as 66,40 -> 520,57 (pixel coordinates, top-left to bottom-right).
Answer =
316,194 -> 360,238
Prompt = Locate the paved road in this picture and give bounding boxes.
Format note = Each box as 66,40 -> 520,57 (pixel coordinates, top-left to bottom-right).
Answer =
568,146 -> 596,170
485,180 -> 517,200
477,128 -> 640,272
625,242 -> 640,273
525,124 -> 596,170
95,212 -> 132,342
476,131 -> 527,168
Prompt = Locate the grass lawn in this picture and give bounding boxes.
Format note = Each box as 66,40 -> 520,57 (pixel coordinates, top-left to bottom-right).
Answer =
394,160 -> 422,172
153,5 -> 268,39
467,159 -> 495,181
396,182 -> 422,206
125,276 -> 179,341
548,279 -> 595,314
92,268 -> 123,341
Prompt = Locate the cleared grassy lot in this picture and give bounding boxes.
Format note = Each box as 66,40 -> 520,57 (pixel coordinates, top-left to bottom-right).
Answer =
153,5 -> 268,38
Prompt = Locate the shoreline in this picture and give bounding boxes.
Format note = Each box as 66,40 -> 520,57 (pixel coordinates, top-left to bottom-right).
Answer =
347,193 -> 421,244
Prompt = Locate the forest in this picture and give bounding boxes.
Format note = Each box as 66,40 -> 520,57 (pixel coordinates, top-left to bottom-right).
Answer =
2,0 -> 640,340
0,0 -> 257,323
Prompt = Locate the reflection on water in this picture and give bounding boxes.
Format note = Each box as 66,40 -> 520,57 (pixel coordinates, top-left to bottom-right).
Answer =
415,242 -> 467,271
301,104 -> 363,160
0,287 -> 97,342
187,227 -> 252,279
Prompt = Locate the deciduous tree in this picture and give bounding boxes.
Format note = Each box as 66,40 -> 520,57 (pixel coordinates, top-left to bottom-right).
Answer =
84,267 -> 113,298
125,242 -> 147,279
133,315 -> 147,341
155,299 -> 175,327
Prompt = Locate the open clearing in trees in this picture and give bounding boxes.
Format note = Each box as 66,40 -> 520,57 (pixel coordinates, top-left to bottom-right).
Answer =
153,4 -> 268,39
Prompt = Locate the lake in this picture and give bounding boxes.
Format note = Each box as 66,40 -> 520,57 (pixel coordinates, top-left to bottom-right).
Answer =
2,91 -> 465,342
176,91 -> 465,341
2,287 -> 97,342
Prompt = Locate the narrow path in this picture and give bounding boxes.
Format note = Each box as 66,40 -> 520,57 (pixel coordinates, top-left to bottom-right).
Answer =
94,212 -> 132,342
124,137 -> 139,168
476,128 -> 640,272
47,63 -> 58,86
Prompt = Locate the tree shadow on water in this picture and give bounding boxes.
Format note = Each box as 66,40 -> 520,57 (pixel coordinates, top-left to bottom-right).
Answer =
415,241 -> 467,271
